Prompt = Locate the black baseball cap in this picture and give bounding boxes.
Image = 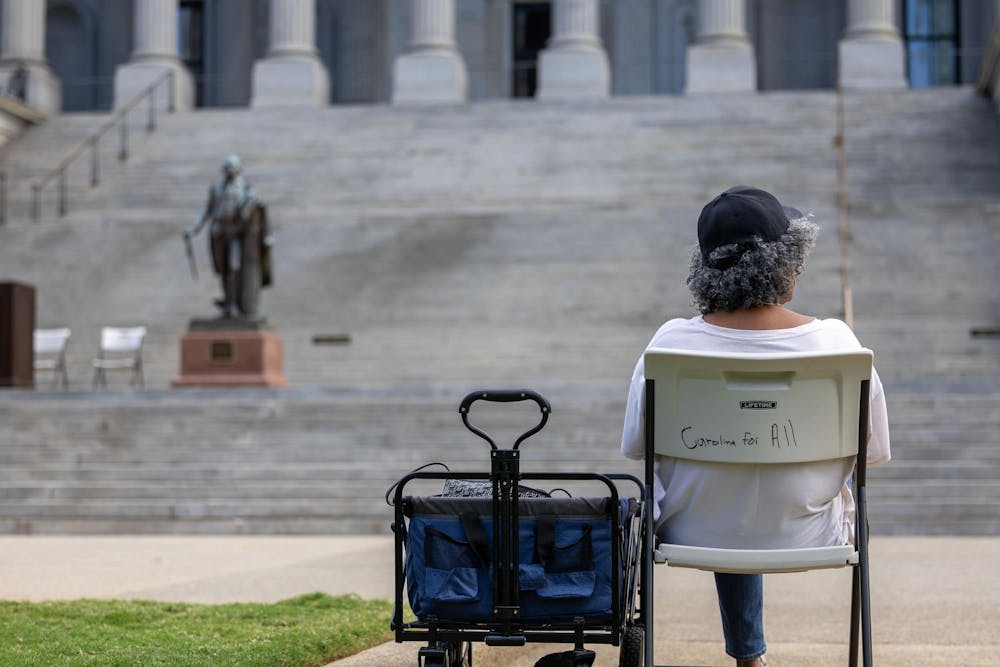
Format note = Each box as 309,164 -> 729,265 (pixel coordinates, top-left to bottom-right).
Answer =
697,185 -> 801,262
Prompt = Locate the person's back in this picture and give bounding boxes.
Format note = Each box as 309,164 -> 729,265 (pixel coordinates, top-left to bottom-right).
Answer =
620,186 -> 890,667
623,315 -> 888,549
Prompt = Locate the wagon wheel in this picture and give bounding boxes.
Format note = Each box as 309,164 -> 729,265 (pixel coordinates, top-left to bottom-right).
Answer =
421,641 -> 472,666
619,624 -> 643,667
445,641 -> 472,666
456,640 -> 473,666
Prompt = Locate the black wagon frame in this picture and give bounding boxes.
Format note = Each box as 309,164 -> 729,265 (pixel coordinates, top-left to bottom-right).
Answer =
389,389 -> 649,666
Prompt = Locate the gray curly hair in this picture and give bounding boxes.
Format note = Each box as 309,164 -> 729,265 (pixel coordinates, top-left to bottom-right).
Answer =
687,215 -> 819,314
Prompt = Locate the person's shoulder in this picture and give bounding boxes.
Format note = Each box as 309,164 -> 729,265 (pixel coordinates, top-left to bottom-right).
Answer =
813,318 -> 864,346
813,317 -> 853,333
646,316 -> 702,348
814,317 -> 852,332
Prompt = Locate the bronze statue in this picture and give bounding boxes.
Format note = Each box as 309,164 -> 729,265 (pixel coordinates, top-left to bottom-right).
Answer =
184,155 -> 272,320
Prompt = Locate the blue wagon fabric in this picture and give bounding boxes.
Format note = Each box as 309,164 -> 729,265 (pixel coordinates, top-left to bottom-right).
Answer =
404,496 -> 623,622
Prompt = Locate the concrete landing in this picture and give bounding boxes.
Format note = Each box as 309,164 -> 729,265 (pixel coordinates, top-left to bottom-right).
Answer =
0,535 -> 996,666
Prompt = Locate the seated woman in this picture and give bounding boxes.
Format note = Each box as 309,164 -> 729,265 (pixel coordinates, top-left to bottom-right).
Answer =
619,185 -> 891,667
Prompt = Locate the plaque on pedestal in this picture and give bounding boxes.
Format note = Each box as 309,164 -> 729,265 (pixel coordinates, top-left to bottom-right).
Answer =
172,319 -> 288,388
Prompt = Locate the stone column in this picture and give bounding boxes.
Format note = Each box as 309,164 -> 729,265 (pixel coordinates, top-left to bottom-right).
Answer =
838,0 -> 907,90
392,0 -> 468,104
991,1 -> 1000,109
537,0 -> 610,100
685,0 -> 755,93
113,0 -> 194,110
0,0 -> 61,113
252,0 -> 329,106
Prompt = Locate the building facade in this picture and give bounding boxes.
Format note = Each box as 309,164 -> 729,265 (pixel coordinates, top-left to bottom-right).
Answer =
0,0 -> 997,114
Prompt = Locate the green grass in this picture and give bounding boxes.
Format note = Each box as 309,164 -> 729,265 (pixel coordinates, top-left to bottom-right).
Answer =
0,593 -> 394,667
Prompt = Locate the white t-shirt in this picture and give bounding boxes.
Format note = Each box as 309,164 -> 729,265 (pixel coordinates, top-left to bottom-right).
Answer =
620,316 -> 891,549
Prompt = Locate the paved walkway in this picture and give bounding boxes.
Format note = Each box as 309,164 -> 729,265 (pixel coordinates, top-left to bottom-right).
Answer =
0,535 -> 997,666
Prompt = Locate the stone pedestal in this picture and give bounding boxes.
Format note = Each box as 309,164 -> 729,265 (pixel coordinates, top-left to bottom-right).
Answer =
0,63 -> 60,114
392,0 -> 467,104
0,0 -> 60,113
685,43 -> 756,92
838,39 -> 906,90
685,0 -> 756,93
537,0 -> 609,100
114,61 -> 193,111
838,0 -> 906,90
172,324 -> 288,388
113,0 -> 194,110
537,49 -> 610,100
251,0 -> 329,107
393,51 -> 468,104
252,56 -> 329,107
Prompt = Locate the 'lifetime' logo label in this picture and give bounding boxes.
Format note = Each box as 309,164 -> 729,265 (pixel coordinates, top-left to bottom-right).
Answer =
740,400 -> 777,410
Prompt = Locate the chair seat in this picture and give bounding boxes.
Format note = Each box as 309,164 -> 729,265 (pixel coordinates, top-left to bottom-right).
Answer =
654,543 -> 858,574
34,359 -> 61,370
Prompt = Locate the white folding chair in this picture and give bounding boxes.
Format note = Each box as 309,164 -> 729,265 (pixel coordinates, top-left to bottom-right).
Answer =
91,326 -> 146,389
640,348 -> 874,667
33,328 -> 71,389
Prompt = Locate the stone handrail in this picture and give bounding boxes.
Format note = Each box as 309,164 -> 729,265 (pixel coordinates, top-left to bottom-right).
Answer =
0,91 -> 47,125
31,69 -> 175,223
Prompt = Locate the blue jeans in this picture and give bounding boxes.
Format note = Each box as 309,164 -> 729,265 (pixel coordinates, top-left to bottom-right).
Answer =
715,573 -> 766,660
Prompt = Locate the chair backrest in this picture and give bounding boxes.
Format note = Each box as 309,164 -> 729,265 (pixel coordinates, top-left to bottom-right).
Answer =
644,348 -> 872,465
34,328 -> 71,355
100,326 -> 146,353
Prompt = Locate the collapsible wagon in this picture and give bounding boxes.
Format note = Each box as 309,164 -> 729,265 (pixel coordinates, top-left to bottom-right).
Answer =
389,390 -> 648,667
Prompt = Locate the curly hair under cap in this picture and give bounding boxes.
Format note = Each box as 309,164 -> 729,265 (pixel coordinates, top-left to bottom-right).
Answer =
687,216 -> 818,314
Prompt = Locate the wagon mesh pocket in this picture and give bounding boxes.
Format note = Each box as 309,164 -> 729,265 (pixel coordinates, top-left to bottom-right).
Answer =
534,519 -> 596,599
424,526 -> 483,602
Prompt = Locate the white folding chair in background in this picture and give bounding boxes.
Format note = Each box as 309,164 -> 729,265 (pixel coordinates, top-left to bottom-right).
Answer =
33,328 -> 71,389
640,348 -> 875,667
91,326 -> 146,389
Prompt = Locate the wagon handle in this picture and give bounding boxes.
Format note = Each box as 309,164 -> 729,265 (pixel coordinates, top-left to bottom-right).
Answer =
458,389 -> 551,450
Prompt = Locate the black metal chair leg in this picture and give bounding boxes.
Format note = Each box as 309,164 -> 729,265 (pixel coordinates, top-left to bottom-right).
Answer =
860,558 -> 873,667
849,566 -> 860,667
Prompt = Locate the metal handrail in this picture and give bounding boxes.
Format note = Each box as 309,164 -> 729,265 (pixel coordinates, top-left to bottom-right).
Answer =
0,172 -> 6,226
31,69 -> 175,223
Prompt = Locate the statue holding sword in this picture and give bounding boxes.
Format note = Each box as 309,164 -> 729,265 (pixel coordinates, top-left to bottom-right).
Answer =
183,155 -> 273,320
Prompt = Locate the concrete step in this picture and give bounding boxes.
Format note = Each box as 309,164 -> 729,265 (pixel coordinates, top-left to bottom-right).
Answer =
0,517 -> 388,535
866,480 -> 1000,499
0,88 -> 997,535
0,385 -> 995,534
2,471 -> 995,502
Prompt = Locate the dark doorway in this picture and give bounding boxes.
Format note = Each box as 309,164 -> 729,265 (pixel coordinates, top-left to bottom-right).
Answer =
179,0 -> 205,106
904,0 -> 959,87
46,6 -> 95,111
512,2 -> 551,97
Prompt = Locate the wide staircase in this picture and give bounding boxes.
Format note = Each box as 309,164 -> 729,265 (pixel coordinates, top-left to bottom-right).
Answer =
0,87 -> 997,535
